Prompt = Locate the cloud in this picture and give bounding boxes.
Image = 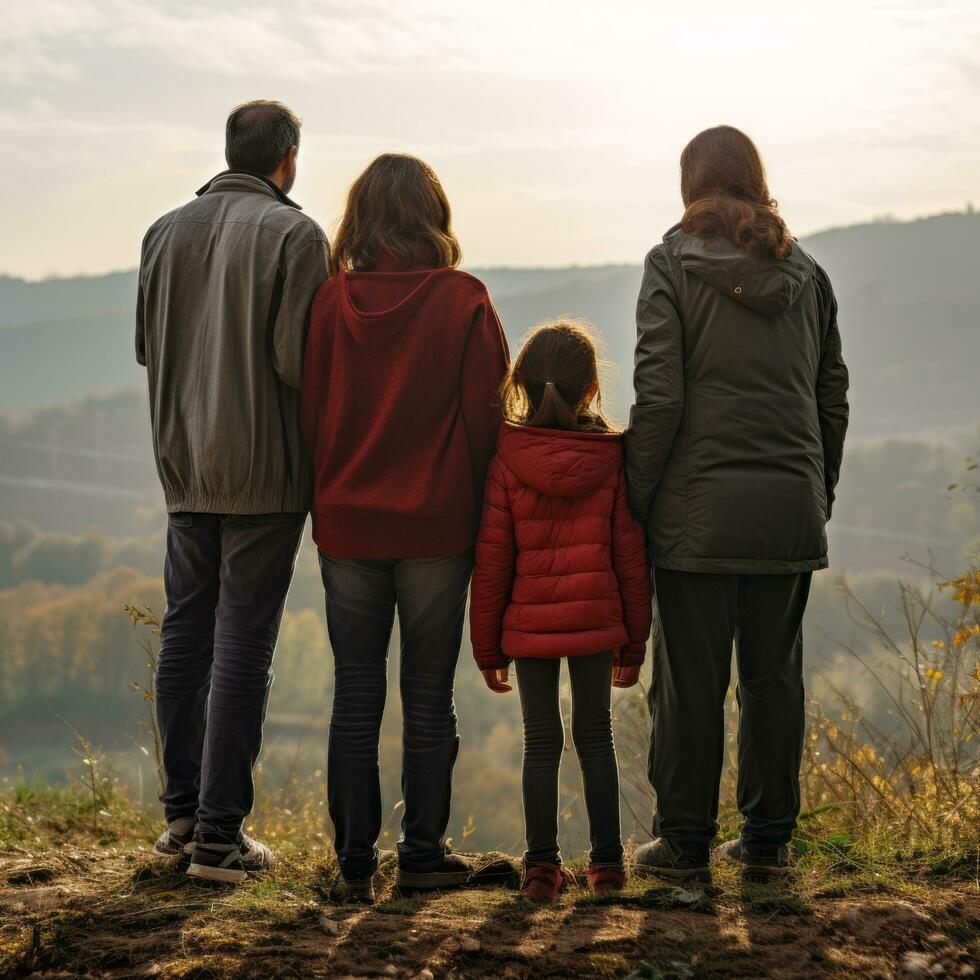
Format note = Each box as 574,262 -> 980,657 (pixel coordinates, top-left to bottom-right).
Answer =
2,0 -> 485,87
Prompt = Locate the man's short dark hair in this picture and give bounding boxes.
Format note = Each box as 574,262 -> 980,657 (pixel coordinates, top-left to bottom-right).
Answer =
225,100 -> 301,176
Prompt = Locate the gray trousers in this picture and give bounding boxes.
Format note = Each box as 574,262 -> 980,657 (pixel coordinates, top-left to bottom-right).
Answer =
649,569 -> 812,856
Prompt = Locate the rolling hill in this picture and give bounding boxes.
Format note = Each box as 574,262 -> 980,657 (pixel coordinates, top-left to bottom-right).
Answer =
2,211 -> 979,434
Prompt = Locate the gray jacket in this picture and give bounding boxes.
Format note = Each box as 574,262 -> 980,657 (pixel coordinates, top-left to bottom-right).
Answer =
624,225 -> 849,573
136,172 -> 329,514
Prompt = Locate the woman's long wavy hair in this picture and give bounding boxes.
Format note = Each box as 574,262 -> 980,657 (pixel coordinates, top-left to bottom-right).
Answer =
329,153 -> 462,275
501,320 -> 611,433
680,126 -> 793,260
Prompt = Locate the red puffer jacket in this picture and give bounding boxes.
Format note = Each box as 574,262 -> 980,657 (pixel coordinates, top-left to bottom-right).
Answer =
470,422 -> 652,670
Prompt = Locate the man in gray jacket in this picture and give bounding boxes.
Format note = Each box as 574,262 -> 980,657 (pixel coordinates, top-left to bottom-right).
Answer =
137,100 -> 329,882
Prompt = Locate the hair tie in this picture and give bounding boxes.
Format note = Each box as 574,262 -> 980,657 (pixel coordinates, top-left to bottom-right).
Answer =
544,381 -> 555,387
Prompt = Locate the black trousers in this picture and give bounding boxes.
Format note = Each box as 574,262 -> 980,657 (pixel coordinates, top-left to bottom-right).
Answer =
156,513 -> 305,834
515,652 -> 623,867
649,569 -> 812,856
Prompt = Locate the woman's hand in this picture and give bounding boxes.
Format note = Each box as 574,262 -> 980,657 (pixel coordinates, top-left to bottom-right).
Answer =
482,667 -> 512,693
612,664 -> 641,689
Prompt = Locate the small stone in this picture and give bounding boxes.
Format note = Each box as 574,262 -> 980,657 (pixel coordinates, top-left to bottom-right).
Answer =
319,914 -> 339,936
927,934 -> 951,947
416,970 -> 434,980
460,937 -> 481,953
18,886 -> 67,910
383,967 -> 398,977
957,965 -> 975,977
664,928 -> 686,943
903,952 -> 934,977
669,886 -> 701,905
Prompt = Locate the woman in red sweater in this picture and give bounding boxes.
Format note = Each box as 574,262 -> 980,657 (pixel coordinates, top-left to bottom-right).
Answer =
470,320 -> 652,902
301,154 -> 509,899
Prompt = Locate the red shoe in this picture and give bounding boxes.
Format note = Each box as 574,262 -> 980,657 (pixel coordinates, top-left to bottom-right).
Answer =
587,863 -> 626,894
521,862 -> 571,903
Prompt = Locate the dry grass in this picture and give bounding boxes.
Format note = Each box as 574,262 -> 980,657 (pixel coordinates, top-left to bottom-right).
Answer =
0,788 -> 978,978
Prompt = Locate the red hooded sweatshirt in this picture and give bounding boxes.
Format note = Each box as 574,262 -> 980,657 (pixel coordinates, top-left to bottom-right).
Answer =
469,422 -> 652,670
301,255 -> 509,558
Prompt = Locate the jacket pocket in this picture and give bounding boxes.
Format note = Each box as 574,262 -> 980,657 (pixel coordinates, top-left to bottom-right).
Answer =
169,512 -> 194,528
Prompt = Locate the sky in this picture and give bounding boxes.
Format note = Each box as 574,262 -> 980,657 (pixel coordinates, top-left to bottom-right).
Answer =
3,0 -> 979,279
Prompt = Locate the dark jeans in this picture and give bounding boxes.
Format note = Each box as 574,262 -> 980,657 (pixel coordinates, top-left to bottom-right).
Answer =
156,513 -> 305,834
649,568 -> 812,856
318,551 -> 473,881
515,651 -> 623,867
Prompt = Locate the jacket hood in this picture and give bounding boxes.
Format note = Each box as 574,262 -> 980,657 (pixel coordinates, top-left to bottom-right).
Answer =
340,265 -> 454,342
664,224 -> 815,316
497,422 -> 623,498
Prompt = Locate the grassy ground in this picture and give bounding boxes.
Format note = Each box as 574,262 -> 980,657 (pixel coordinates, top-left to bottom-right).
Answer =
0,790 -> 977,978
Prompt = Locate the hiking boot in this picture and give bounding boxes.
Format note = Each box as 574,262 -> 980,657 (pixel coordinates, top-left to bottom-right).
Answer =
151,816 -> 195,860
587,862 -> 626,894
632,838 -> 710,883
187,829 -> 276,884
520,861 -> 573,903
396,845 -> 472,890
714,837 -> 793,877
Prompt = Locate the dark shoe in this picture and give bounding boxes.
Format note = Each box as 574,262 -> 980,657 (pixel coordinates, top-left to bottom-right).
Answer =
396,846 -> 472,890
187,830 -> 276,884
521,862 -> 573,903
587,862 -> 626,894
632,838 -> 710,883
339,876 -> 376,903
714,837 -> 793,877
152,816 -> 195,860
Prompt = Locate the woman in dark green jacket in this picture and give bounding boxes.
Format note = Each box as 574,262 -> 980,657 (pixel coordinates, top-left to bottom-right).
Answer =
625,125 -> 849,880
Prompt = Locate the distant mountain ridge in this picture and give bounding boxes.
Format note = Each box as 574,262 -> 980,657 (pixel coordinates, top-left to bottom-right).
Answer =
2,210 -> 979,438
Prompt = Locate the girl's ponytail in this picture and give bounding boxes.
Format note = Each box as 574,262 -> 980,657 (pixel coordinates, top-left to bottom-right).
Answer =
500,319 -> 610,433
527,380 -> 580,431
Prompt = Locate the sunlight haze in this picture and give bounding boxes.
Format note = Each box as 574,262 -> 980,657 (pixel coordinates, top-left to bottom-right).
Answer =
3,0 -> 979,278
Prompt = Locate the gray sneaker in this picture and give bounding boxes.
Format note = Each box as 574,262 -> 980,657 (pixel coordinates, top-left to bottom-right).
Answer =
187,830 -> 276,884
632,838 -> 710,883
152,816 -> 195,859
713,837 -> 794,877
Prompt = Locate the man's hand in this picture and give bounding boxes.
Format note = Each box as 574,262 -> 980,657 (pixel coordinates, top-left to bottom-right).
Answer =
612,664 -> 642,689
482,667 -> 512,693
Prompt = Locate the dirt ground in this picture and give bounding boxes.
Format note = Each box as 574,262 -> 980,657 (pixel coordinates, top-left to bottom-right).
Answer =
1,843 -> 978,979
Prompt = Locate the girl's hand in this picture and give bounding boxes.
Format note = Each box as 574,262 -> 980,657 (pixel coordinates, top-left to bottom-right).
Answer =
612,664 -> 641,689
482,667 -> 512,693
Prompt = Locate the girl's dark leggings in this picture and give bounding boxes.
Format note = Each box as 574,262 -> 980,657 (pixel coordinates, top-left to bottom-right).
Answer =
514,651 -> 623,867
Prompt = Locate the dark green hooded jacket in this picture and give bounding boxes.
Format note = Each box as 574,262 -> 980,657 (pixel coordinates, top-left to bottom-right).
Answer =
624,225 -> 849,573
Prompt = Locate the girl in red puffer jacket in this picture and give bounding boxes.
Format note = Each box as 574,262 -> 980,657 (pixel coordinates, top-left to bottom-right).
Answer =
470,319 -> 652,902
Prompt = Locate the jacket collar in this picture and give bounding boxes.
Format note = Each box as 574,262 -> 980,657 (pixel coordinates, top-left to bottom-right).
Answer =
196,170 -> 302,210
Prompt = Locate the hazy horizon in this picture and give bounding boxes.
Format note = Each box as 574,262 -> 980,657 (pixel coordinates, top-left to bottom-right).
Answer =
2,207 -> 975,284
4,0 -> 980,279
